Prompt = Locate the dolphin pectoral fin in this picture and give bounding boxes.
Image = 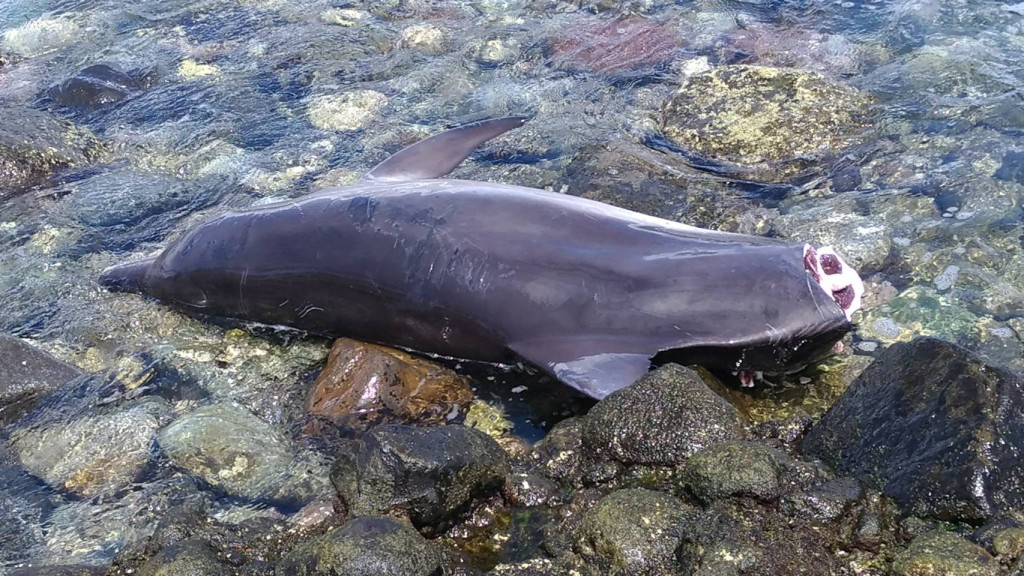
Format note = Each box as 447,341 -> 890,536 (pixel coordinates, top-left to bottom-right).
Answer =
509,340 -> 652,399
363,116 -> 528,182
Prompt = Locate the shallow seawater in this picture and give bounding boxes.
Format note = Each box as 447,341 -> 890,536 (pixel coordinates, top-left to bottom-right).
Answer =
1,0 -> 1024,569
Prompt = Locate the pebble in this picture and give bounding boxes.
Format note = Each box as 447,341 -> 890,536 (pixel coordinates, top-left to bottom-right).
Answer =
934,265 -> 960,291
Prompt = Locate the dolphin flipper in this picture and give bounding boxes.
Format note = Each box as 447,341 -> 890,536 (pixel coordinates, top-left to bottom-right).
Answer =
510,339 -> 653,399
364,116 -> 528,182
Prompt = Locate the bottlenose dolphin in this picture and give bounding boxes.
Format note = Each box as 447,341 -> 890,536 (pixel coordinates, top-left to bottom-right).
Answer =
100,117 -> 864,398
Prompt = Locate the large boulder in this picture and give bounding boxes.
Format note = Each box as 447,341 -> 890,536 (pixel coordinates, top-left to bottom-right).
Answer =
0,334 -> 83,426
802,337 -> 1024,522
582,364 -> 745,466
330,424 -> 509,534
662,65 -> 874,183
276,516 -> 441,576
0,106 -> 103,200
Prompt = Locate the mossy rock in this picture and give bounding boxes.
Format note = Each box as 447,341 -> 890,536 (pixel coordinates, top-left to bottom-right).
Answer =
662,65 -> 874,182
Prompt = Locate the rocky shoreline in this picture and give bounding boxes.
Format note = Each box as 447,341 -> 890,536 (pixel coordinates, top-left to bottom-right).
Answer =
2,333 -> 1024,575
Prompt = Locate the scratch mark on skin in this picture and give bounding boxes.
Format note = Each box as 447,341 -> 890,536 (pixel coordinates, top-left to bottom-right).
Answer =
298,304 -> 324,319
239,267 -> 249,314
278,299 -> 290,307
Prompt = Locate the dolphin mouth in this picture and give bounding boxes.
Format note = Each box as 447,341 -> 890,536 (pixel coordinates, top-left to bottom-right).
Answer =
802,244 -> 864,322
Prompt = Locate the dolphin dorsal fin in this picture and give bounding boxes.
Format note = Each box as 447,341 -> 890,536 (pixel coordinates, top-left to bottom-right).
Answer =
363,116 -> 528,182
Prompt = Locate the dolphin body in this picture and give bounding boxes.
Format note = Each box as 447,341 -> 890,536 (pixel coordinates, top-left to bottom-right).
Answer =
100,117 -> 864,398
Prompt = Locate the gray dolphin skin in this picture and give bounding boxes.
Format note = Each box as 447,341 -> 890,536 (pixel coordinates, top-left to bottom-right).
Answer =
100,116 -> 864,399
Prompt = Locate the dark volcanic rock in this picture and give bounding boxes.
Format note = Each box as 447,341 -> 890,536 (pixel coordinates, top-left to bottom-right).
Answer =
802,336 -> 1024,522
0,106 -> 104,200
276,516 -> 441,576
48,64 -> 148,110
891,531 -> 997,576
574,488 -> 697,575
137,539 -> 229,576
330,425 -> 509,534
680,441 -> 785,504
0,334 -> 83,426
582,364 -> 745,466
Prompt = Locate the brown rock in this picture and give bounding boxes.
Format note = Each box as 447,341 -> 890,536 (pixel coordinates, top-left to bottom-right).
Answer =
308,338 -> 473,427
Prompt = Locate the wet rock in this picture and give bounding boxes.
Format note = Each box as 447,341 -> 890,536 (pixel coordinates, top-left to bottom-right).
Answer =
137,539 -> 228,576
8,567 -> 106,576
779,476 -> 864,524
549,16 -> 681,79
503,472 -> 562,507
678,500 -> 839,575
994,528 -> 1024,558
64,170 -> 213,229
307,90 -> 387,131
575,488 -> 697,575
0,106 -> 103,200
276,516 -> 441,576
12,397 -> 170,496
531,416 -> 586,485
0,16 -> 82,58
399,25 -> 448,54
330,424 -> 509,534
891,531 -> 997,576
680,441 -> 784,504
0,334 -> 83,425
308,338 -> 472,430
463,399 -> 514,438
157,402 -> 310,502
662,65 -> 874,183
0,489 -> 48,566
582,364 -> 745,466
48,64 -> 147,110
802,337 -> 1024,522
469,36 -> 522,67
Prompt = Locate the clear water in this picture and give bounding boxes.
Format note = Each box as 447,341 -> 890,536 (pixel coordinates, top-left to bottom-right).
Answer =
2,0 -> 1024,569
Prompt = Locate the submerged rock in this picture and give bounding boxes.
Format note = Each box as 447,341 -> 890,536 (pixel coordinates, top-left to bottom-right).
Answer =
802,337 -> 1024,522
662,65 -> 874,182
48,64 -> 148,110
891,531 -> 997,576
308,338 -> 472,430
0,106 -> 104,199
12,397 -> 170,496
157,403 -> 311,503
307,90 -> 387,131
582,364 -> 745,466
330,424 -> 509,534
0,334 -> 83,426
574,488 -> 697,575
548,16 -> 681,79
276,516 -> 441,576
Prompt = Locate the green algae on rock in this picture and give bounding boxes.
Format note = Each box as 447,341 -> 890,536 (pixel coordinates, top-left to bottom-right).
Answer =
892,531 -> 997,576
662,65 -> 874,182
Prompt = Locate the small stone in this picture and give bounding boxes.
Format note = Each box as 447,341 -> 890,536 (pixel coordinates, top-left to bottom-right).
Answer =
177,59 -> 220,80
995,528 -> 1024,559
582,364 -> 745,465
472,37 -> 521,66
464,399 -> 514,437
319,8 -> 368,26
277,516 -> 441,576
399,25 -> 447,54
307,90 -> 387,131
934,265 -> 960,291
892,531 -> 997,576
138,539 -> 228,576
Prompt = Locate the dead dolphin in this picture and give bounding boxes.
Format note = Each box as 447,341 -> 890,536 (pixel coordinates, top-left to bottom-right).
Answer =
100,116 -> 864,398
